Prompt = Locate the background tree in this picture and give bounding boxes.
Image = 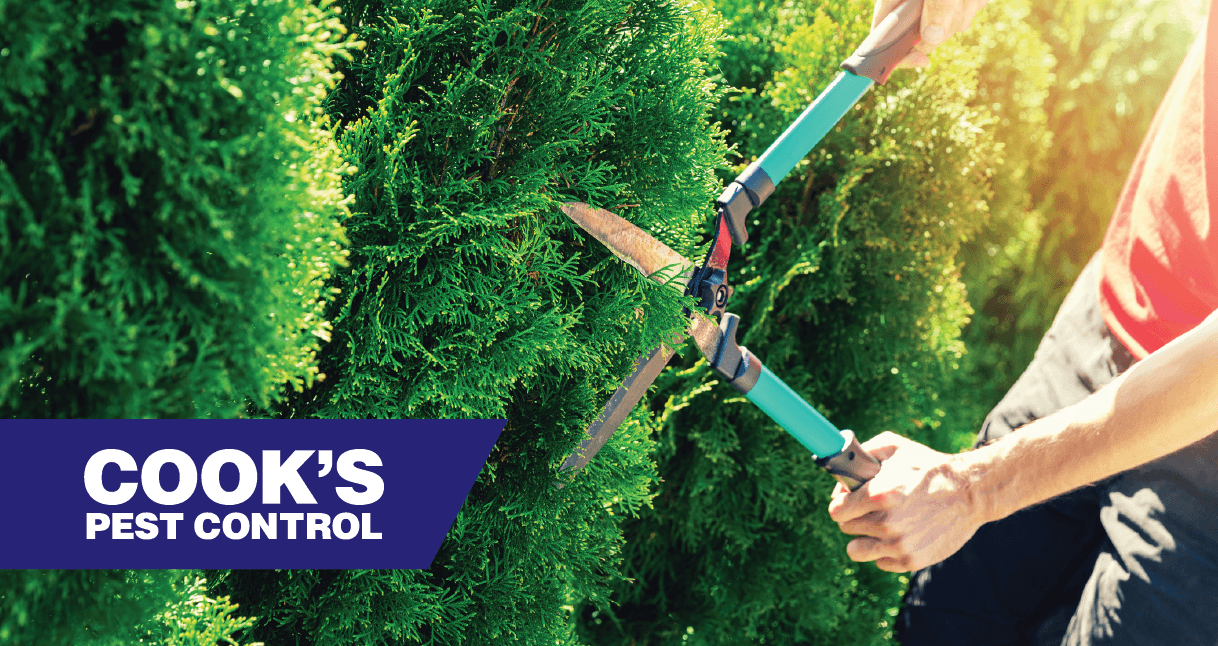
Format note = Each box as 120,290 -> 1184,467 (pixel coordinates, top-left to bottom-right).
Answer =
0,570 -> 257,646
967,0 -> 1202,389
0,0 -> 350,418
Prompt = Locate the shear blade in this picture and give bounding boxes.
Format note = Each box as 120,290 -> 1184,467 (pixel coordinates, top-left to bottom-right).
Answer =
560,202 -> 694,289
557,202 -> 727,476
557,343 -> 677,475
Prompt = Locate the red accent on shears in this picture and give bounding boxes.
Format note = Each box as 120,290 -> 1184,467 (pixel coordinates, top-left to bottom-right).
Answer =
708,215 -> 732,271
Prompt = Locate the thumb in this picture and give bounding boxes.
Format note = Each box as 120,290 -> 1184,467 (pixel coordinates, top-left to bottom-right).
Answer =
870,0 -> 907,30
859,431 -> 907,462
866,443 -> 899,462
919,0 -> 962,47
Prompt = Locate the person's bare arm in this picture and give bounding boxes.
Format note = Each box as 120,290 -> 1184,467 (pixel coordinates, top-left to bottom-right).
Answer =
874,0 -> 992,69
827,308 -> 1218,572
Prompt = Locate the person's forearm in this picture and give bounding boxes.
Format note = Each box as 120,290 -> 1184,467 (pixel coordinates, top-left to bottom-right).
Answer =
961,310 -> 1218,525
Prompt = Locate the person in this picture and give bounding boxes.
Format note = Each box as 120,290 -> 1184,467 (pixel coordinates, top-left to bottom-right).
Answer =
828,1 -> 1218,644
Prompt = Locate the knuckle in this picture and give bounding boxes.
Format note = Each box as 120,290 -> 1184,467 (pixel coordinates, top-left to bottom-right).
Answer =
888,529 -> 918,554
872,489 -> 900,509
871,509 -> 891,526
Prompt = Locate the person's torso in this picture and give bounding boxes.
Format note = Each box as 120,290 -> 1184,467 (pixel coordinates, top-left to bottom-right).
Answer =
1099,25 -> 1218,359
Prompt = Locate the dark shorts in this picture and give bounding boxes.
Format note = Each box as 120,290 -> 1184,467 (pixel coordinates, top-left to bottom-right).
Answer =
898,253 -> 1218,646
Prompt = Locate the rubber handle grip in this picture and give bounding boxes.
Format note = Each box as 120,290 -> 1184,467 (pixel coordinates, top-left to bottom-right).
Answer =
840,0 -> 923,85
815,430 -> 881,491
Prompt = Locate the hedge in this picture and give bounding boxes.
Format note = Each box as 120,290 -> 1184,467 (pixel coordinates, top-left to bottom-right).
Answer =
0,0 -> 350,418
210,0 -> 730,643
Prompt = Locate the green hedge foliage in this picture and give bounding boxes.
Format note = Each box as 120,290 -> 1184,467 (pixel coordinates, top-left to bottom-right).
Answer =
929,0 -> 1056,449
0,570 -> 257,646
0,570 -> 167,646
0,0 -> 351,418
211,0 -> 729,643
1,0 -> 351,644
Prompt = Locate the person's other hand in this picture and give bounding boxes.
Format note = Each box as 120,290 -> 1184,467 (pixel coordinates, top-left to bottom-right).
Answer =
826,431 -> 985,572
871,0 -> 991,68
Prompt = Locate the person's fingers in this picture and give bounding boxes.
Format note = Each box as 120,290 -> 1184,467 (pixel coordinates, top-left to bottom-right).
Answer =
837,511 -> 893,538
864,443 -> 899,462
827,480 -> 886,524
871,0 -> 990,70
849,533 -> 924,570
870,0 -> 944,69
846,536 -> 879,561
875,556 -> 915,572
895,50 -> 932,69
845,535 -> 903,563
827,487 -> 850,521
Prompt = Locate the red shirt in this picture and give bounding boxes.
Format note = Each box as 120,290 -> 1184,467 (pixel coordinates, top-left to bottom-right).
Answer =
1099,23 -> 1218,359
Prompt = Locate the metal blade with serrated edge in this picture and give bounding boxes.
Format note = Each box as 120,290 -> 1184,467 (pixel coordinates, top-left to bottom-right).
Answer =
557,203 -> 725,477
557,343 -> 677,474
560,203 -> 726,367
560,202 -> 694,289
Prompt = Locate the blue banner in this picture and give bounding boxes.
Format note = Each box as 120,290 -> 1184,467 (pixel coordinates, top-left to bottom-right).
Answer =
0,419 -> 503,569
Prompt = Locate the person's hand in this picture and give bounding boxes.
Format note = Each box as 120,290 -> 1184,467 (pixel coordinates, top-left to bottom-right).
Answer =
826,431 -> 986,572
871,0 -> 991,68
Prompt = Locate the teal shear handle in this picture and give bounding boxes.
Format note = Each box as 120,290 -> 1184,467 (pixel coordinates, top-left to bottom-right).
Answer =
760,0 -> 925,184
704,0 -> 922,486
746,363 -> 848,457
745,362 -> 881,490
710,315 -> 881,490
715,0 -> 924,245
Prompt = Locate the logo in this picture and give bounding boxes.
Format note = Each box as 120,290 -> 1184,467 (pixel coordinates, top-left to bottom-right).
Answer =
0,419 -> 503,568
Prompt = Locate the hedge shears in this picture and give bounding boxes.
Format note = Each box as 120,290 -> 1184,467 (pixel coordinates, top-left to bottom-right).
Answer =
558,0 -> 925,489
